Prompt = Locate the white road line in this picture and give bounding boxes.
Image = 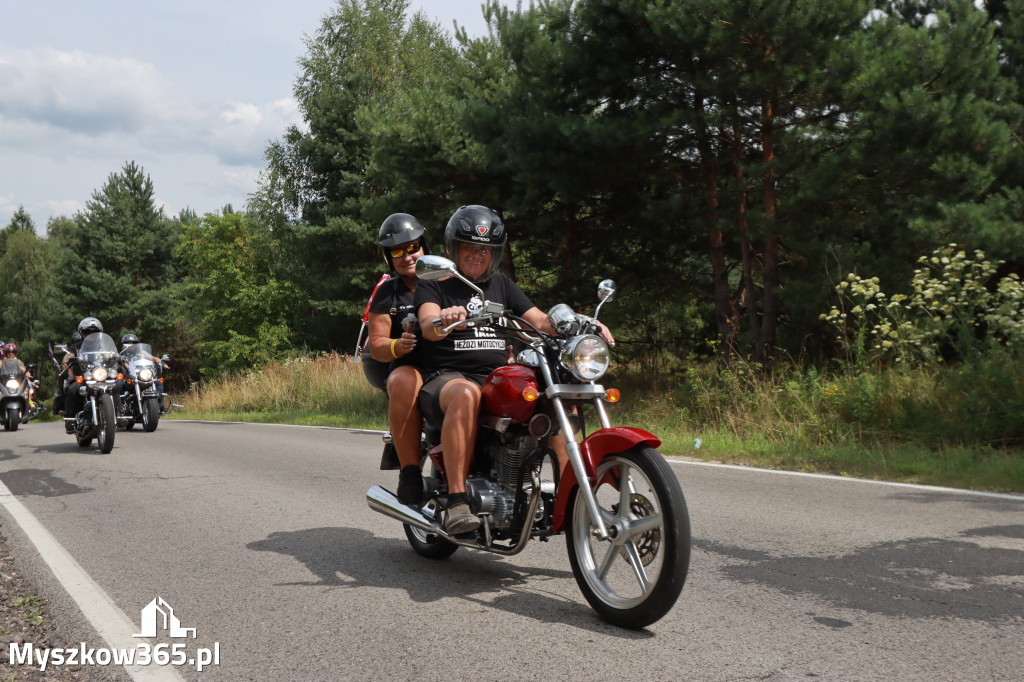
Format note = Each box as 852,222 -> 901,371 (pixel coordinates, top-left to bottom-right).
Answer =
0,478 -> 184,681
667,458 -> 1024,501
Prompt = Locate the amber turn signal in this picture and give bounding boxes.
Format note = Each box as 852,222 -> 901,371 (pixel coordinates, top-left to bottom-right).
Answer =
605,388 -> 621,403
522,386 -> 539,402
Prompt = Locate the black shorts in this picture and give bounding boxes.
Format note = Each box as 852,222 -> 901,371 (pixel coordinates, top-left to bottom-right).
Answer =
418,370 -> 489,428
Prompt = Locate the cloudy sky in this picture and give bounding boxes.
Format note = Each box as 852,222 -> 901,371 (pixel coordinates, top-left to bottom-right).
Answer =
0,0 -> 503,231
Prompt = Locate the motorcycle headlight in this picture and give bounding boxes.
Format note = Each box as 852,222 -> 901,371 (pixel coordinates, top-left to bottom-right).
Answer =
138,368 -> 154,381
92,367 -> 109,381
5,379 -> 18,390
560,334 -> 610,381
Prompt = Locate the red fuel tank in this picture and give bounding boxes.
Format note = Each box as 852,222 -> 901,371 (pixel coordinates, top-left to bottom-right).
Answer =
481,365 -> 539,424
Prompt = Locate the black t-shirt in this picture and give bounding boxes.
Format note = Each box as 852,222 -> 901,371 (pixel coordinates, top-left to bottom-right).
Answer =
414,273 -> 535,376
368,276 -> 422,368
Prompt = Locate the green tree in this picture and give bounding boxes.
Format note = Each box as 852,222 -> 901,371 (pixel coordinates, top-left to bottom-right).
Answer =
38,162 -> 182,349
176,212 -> 302,375
0,206 -> 37,261
262,0 -> 457,350
462,0 -> 1021,372
0,230 -> 51,358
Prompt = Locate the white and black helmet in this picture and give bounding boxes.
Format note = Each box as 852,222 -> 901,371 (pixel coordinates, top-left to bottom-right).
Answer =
77,316 -> 103,337
443,205 -> 506,283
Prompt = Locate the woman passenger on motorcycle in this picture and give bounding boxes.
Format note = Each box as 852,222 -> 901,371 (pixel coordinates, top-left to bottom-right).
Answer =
366,213 -> 430,505
414,205 -> 565,534
1,344 -> 28,376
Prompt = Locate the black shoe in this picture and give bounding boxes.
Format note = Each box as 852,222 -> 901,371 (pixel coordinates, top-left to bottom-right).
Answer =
397,465 -> 424,505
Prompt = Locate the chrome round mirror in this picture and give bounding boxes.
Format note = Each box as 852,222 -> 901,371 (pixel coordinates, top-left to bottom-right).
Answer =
547,303 -> 580,336
415,255 -> 457,280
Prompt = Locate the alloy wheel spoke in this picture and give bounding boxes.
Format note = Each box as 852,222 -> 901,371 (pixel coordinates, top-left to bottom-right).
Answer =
624,513 -> 662,540
596,539 -> 619,581
623,541 -> 652,591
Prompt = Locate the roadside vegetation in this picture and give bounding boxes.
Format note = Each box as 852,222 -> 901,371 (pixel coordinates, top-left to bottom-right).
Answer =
173,347 -> 1024,494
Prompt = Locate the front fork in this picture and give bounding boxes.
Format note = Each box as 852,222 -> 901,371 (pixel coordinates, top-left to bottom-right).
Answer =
536,360 -> 620,539
550,395 -> 611,539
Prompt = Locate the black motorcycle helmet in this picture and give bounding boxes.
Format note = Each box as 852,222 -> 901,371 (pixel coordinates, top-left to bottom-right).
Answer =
121,333 -> 139,349
378,213 -> 429,272
77,317 -> 103,337
443,205 -> 506,283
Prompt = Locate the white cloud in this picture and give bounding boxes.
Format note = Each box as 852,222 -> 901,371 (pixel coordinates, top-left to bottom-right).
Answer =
0,47 -> 182,136
206,98 -> 302,167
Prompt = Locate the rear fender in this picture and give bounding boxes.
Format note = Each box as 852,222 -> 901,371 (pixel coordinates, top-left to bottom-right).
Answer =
552,427 -> 661,532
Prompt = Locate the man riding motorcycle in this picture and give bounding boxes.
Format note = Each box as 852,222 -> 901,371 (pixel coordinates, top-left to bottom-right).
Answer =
413,205 -> 563,534
63,317 -> 104,431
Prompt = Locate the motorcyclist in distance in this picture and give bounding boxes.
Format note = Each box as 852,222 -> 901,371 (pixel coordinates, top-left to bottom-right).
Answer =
2,343 -> 38,408
1,343 -> 29,377
62,317 -> 103,431
119,333 -> 169,397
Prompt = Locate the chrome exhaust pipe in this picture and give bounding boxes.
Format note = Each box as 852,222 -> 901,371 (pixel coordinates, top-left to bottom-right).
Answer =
366,485 -> 453,540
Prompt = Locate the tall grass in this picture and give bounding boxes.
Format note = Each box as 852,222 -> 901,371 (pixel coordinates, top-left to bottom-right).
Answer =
174,350 -> 1024,492
179,352 -> 388,428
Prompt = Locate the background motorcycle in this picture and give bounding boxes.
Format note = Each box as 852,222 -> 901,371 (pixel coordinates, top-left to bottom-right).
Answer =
368,255 -> 691,629
119,343 -> 171,432
61,332 -> 120,453
0,362 -> 39,431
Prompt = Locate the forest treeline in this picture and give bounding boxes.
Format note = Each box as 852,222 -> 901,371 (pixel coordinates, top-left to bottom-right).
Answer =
3,0 -> 1024,392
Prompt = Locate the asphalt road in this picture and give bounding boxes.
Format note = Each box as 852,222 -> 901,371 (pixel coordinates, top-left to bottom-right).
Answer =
0,420 -> 1021,681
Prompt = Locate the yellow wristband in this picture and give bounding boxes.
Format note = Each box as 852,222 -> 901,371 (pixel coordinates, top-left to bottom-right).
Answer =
390,338 -> 399,358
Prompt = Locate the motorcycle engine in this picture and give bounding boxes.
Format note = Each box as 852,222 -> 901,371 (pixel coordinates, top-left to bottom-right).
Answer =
465,477 -> 517,529
466,432 -> 543,530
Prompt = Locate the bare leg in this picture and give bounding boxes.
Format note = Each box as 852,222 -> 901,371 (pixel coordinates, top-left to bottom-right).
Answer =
386,365 -> 424,468
550,433 -> 570,479
437,379 -> 481,495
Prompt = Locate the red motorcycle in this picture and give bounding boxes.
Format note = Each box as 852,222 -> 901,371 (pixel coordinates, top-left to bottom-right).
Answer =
367,255 -> 690,628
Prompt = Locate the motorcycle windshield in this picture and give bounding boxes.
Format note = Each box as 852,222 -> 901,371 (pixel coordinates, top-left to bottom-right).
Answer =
123,343 -> 155,361
0,358 -> 24,380
125,344 -> 157,377
79,333 -> 119,367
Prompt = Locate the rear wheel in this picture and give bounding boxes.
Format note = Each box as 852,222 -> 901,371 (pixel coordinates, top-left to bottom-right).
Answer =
404,498 -> 459,559
566,446 -> 690,629
97,395 -> 116,454
404,455 -> 458,559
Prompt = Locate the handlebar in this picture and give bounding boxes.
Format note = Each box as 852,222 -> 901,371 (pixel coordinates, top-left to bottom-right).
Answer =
432,318 -> 478,335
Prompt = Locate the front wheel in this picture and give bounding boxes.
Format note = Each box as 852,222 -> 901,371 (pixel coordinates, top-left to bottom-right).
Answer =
566,446 -> 690,629
97,395 -> 116,454
142,397 -> 160,432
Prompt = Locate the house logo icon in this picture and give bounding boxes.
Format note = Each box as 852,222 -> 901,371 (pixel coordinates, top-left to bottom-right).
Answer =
132,597 -> 197,639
